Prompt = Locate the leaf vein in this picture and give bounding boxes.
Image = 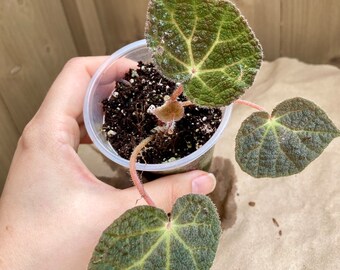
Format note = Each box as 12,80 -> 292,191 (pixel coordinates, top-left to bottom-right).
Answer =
169,12 -> 193,67
196,22 -> 223,69
106,227 -> 164,239
126,233 -> 167,270
172,230 -> 199,269
165,50 -> 191,69
272,126 -> 303,170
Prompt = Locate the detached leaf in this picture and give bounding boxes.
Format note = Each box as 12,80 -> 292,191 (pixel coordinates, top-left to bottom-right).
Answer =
235,97 -> 340,178
88,194 -> 221,270
146,0 -> 262,107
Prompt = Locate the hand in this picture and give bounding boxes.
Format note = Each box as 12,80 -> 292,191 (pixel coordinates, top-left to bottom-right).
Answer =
0,57 -> 216,270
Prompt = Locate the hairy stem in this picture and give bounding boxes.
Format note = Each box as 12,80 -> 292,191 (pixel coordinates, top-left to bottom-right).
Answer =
170,84 -> 183,101
180,100 -> 193,107
129,136 -> 156,207
234,99 -> 266,112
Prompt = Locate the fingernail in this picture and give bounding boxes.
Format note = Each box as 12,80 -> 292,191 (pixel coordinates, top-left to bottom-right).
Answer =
192,173 -> 216,194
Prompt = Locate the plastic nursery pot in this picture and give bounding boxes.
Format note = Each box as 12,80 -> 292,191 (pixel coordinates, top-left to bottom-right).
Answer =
83,39 -> 233,175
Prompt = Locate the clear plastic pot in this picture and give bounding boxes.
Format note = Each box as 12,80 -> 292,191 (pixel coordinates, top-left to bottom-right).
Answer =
83,39 -> 232,175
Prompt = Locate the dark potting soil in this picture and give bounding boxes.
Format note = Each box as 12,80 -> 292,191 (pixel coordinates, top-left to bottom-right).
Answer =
102,62 -> 222,164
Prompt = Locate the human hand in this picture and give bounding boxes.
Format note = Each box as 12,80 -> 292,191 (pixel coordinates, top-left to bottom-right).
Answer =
0,57 -> 216,270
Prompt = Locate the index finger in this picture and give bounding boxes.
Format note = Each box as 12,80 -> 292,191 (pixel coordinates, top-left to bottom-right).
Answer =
38,56 -> 136,121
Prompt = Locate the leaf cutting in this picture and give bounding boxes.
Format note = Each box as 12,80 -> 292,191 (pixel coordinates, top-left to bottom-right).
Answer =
88,195 -> 221,270
235,97 -> 340,178
146,0 -> 262,106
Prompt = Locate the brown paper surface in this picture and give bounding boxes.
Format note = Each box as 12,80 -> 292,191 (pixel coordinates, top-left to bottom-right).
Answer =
79,58 -> 340,270
210,58 -> 340,270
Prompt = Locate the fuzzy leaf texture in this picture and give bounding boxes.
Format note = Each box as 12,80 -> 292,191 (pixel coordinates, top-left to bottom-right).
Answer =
88,194 -> 221,270
235,97 -> 340,178
145,0 -> 263,107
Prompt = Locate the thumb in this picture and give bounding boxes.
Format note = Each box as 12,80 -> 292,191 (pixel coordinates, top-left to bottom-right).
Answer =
124,170 -> 216,213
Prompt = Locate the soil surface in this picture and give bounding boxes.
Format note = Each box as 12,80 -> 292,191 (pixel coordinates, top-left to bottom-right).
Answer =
102,62 -> 222,164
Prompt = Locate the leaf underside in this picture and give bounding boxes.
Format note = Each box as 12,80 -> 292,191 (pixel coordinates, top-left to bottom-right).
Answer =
145,0 -> 263,107
235,97 -> 340,178
88,194 -> 221,270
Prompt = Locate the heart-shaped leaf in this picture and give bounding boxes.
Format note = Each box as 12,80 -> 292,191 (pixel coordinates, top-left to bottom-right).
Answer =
235,97 -> 340,178
88,194 -> 221,270
146,0 -> 263,107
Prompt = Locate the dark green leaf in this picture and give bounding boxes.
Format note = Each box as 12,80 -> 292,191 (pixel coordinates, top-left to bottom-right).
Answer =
145,0 -> 262,107
235,97 -> 340,178
88,194 -> 221,270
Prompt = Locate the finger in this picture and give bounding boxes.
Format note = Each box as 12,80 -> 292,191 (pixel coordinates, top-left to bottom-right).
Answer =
38,57 -> 137,121
38,57 -> 106,121
79,124 -> 92,144
31,57 -> 138,149
124,170 -> 216,213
